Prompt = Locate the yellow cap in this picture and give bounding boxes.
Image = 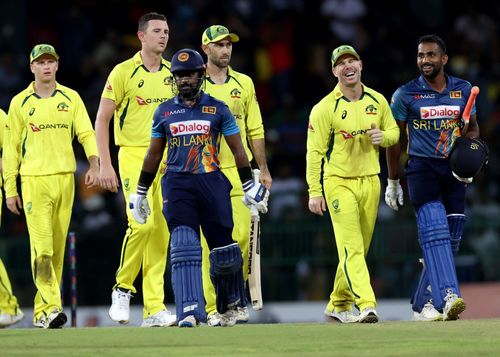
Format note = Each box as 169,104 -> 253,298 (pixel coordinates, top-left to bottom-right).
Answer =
30,44 -> 59,63
202,25 -> 239,45
331,45 -> 360,67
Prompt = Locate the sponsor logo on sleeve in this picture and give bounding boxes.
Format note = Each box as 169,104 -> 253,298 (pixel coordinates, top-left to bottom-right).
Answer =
170,120 -> 211,136
105,81 -> 112,91
307,121 -> 315,132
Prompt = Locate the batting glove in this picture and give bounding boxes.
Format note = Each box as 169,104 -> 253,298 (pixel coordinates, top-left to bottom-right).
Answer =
385,179 -> 404,211
242,176 -> 270,214
130,193 -> 151,224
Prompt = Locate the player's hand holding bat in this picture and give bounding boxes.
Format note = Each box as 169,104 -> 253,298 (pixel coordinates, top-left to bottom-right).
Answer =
385,179 -> 404,210
129,193 -> 151,224
242,170 -> 270,214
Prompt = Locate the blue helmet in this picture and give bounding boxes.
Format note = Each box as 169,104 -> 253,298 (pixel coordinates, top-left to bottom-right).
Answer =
171,48 -> 205,74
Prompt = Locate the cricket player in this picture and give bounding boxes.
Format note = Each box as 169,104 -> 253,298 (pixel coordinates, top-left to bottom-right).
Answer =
385,34 -> 480,321
129,48 -> 269,327
95,12 -> 177,327
0,108 -> 24,328
307,45 -> 399,323
3,44 -> 99,328
200,25 -> 272,326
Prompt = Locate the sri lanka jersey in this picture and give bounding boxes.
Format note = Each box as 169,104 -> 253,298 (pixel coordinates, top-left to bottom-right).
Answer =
151,92 -> 240,174
391,74 -> 475,159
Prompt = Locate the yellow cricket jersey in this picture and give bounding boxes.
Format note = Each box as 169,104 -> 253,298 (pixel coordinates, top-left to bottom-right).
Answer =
102,51 -> 174,147
3,82 -> 98,198
306,84 -> 399,197
204,66 -> 264,169
0,109 -> 6,188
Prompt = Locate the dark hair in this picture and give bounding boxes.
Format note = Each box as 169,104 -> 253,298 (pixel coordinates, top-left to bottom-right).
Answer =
418,34 -> 447,54
138,12 -> 167,32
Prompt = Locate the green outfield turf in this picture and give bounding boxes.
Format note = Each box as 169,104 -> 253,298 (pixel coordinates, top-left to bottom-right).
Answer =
2,319 -> 500,356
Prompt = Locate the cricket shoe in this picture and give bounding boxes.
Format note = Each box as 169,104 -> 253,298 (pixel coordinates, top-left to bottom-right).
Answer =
0,309 -> 24,328
109,288 -> 132,324
141,309 -> 177,327
207,312 -> 221,327
324,308 -> 358,323
46,310 -> 67,329
220,308 -> 237,327
443,292 -> 466,321
33,315 -> 47,328
358,308 -> 379,323
236,306 -> 249,323
178,315 -> 198,328
412,303 -> 443,322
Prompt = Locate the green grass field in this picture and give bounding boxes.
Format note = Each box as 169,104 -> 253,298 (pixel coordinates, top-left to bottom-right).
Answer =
2,320 -> 500,356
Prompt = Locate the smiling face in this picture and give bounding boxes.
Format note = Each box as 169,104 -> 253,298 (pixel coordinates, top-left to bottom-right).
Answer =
417,42 -> 448,80
332,54 -> 362,87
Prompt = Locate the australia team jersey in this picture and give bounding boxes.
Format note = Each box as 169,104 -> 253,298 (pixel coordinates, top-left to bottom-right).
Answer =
101,51 -> 174,147
203,66 -> 264,169
3,82 -> 98,198
391,74 -> 475,159
151,92 -> 240,174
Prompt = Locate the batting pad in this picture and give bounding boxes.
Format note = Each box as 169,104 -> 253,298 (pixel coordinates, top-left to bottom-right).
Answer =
447,214 -> 466,255
209,243 -> 247,314
411,262 -> 433,313
170,226 -> 206,323
417,201 -> 460,310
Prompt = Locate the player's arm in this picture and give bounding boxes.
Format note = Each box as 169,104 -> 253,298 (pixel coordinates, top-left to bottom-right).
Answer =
245,80 -> 272,189
306,105 -> 330,216
3,99 -> 23,215
95,97 -> 119,192
379,97 -> 400,148
386,121 -> 406,180
73,93 -> 100,188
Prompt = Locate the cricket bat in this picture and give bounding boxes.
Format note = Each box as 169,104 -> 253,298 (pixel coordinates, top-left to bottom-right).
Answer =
461,86 -> 479,136
248,170 -> 263,310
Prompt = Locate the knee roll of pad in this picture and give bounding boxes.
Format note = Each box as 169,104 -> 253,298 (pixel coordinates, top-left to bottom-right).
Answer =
209,243 -> 247,314
417,201 -> 460,310
170,226 -> 206,323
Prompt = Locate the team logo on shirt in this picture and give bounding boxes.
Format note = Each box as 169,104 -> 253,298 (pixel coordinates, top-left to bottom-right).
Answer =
420,105 -> 460,119
332,199 -> 340,213
230,88 -> 241,99
450,91 -> 462,98
57,102 -> 69,112
29,123 -> 41,132
365,104 -> 377,115
170,120 -> 211,136
202,106 -> 217,114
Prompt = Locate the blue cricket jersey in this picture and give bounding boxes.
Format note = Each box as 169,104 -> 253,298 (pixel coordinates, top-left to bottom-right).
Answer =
152,92 -> 240,174
391,74 -> 476,159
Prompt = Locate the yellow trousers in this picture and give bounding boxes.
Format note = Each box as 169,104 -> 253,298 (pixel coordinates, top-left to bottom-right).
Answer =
324,175 -> 379,312
21,174 -> 74,320
201,167 -> 250,316
116,147 -> 170,318
0,259 -> 20,315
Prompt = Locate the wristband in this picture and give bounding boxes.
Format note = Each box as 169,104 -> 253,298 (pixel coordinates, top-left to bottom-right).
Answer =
237,166 -> 253,185
137,170 -> 155,194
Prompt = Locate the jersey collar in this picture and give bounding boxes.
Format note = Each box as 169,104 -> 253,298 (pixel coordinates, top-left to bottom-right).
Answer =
333,83 -> 368,102
26,81 -> 63,98
133,51 -> 170,72
205,65 -> 234,84
417,73 -> 451,92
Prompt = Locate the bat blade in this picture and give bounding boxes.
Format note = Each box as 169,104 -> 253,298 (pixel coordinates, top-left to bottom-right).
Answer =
248,210 -> 263,310
462,86 -> 479,136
